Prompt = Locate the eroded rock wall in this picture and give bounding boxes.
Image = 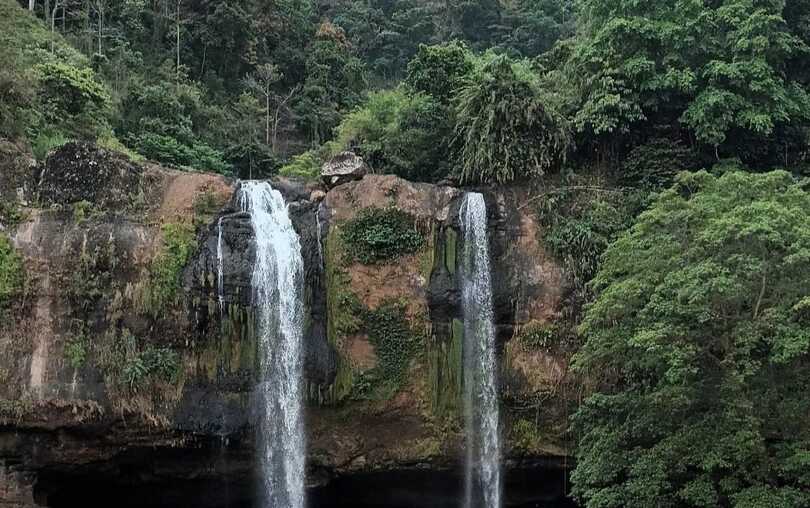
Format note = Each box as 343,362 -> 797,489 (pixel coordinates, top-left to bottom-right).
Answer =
314,176 -> 572,474
0,143 -> 576,506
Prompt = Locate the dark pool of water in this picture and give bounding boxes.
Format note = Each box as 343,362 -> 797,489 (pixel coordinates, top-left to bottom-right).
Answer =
40,465 -> 576,507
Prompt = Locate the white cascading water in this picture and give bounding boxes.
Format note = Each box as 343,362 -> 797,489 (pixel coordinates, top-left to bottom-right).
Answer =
217,216 -> 225,314
238,181 -> 306,508
459,193 -> 501,508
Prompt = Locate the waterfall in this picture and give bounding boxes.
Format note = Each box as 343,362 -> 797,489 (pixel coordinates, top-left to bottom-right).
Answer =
216,217 -> 225,314
238,181 -> 306,508
459,192 -> 501,508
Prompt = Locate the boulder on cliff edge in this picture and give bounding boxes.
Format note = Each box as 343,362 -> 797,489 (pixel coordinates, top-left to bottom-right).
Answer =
321,151 -> 367,188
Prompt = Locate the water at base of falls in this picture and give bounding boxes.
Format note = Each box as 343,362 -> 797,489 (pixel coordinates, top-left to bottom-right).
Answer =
459,192 -> 502,508
238,181 -> 306,508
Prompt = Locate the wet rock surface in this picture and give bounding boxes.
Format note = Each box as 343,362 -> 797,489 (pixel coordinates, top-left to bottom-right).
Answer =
35,142 -> 143,210
0,144 -> 574,506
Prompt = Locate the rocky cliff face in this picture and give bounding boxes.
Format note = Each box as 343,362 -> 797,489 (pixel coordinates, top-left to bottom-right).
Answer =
0,143 -> 576,507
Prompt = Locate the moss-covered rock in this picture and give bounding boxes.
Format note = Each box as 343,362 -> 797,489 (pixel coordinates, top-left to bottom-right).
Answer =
37,142 -> 144,211
0,233 -> 23,309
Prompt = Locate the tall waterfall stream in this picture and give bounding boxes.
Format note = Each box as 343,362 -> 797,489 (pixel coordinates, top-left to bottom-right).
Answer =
460,192 -> 502,508
238,181 -> 306,508
221,186 -> 502,507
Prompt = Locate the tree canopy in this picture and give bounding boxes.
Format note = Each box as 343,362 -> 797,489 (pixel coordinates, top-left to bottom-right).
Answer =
454,53 -> 571,183
569,0 -> 810,162
572,169 -> 810,508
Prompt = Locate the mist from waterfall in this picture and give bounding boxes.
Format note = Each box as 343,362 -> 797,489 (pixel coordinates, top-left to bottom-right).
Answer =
459,192 -> 501,508
238,181 -> 306,508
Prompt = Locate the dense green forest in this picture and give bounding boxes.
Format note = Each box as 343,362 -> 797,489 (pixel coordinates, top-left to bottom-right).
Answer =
2,0 -> 809,506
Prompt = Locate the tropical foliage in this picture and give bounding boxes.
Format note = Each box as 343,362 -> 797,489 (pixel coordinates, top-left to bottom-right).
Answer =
454,53 -> 571,183
572,170 -> 810,508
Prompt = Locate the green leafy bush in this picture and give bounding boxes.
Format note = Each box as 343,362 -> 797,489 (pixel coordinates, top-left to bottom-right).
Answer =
405,41 -> 473,102
97,328 -> 180,392
130,132 -> 230,174
145,223 -> 195,314
535,179 -> 647,294
333,88 -> 450,181
96,133 -> 144,162
621,138 -> 702,188
36,61 -> 110,130
572,169 -> 810,507
0,234 -> 23,308
454,53 -> 571,183
0,200 -> 24,227
341,207 -> 424,264
511,418 -> 542,452
31,129 -> 68,161
352,299 -> 421,399
279,150 -> 321,180
122,346 -> 180,391
64,335 -> 88,370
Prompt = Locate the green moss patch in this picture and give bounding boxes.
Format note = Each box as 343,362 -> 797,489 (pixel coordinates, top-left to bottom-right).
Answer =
359,299 -> 422,395
511,418 -> 542,453
341,207 -> 424,264
0,234 -> 23,309
96,328 -> 180,393
428,318 -> 463,417
144,223 -> 195,315
64,334 -> 88,370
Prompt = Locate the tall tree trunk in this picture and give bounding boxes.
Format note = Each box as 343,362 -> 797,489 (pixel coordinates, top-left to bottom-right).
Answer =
48,0 -> 58,52
29,0 -> 35,11
175,0 -> 181,81
98,4 -> 103,55
50,0 -> 60,33
265,93 -> 270,147
272,107 -> 280,154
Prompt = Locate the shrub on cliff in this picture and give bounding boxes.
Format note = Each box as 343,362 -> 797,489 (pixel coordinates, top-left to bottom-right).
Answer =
142,223 -> 196,315
332,88 -> 451,182
279,150 -> 321,180
453,53 -> 571,184
341,207 -> 424,264
0,234 -> 23,309
572,170 -> 810,507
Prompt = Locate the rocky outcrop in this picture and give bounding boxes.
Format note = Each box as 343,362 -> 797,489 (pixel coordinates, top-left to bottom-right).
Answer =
317,176 -> 571,469
34,143 -> 143,211
0,143 -> 575,507
321,151 -> 367,188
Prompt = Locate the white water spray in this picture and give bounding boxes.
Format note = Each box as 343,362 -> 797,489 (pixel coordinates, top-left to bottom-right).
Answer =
239,181 -> 306,508
460,193 -> 501,508
217,217 -> 225,314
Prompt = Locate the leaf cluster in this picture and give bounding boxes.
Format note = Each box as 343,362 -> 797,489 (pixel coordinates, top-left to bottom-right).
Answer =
572,169 -> 810,508
0,234 -> 23,310
453,53 -> 572,184
340,207 -> 425,264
